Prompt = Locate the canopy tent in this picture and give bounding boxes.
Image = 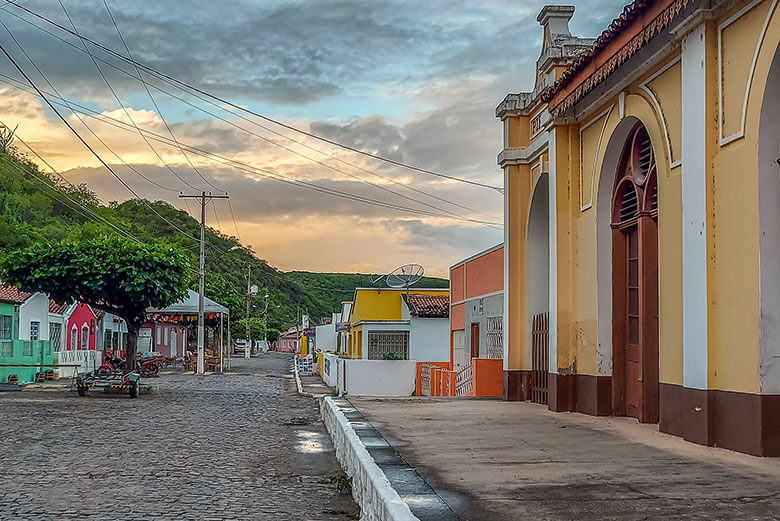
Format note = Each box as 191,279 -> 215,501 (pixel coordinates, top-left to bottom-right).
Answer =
147,289 -> 229,316
146,289 -> 231,372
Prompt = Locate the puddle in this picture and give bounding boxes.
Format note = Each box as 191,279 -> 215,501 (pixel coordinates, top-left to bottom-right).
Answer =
294,429 -> 331,454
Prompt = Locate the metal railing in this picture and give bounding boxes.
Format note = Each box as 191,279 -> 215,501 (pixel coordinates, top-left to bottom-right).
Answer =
420,363 -> 431,396
455,363 -> 472,396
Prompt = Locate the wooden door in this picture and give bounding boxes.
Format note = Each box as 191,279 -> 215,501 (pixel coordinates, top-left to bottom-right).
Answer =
624,226 -> 642,418
470,323 -> 480,359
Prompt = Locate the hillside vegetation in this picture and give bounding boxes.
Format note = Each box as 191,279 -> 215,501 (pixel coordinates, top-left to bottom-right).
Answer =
0,148 -> 447,331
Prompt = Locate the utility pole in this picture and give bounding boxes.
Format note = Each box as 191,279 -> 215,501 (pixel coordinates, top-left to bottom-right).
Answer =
179,191 -> 229,375
245,264 -> 252,360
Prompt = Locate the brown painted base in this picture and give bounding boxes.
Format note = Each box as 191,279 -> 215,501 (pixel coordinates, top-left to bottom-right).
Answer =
659,383 -> 780,457
504,370 -> 532,401
547,373 -> 612,415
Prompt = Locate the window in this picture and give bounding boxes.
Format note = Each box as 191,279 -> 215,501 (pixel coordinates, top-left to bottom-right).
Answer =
156,326 -> 162,346
23,341 -> 32,356
0,315 -> 11,340
50,323 -> 62,351
165,327 -> 170,346
30,321 -> 40,341
1,339 -> 11,357
70,327 -> 77,351
367,331 -> 409,360
81,325 -> 89,350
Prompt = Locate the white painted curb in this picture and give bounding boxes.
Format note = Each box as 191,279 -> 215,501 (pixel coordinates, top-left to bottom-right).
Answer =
293,358 -> 313,397
321,397 -> 419,521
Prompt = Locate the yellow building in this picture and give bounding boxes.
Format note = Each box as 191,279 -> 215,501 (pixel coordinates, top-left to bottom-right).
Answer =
346,288 -> 450,362
499,1 -> 780,456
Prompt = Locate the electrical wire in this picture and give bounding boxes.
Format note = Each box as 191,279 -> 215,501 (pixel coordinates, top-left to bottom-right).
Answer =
2,0 -> 504,194
0,19 -> 181,194
0,10 -> 503,227
0,39 -> 214,252
98,0 -> 223,193
0,72 -> 502,227
55,0 -> 205,193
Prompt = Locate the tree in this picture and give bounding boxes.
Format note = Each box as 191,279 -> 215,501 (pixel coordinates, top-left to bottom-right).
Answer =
232,317 -> 265,341
266,328 -> 280,343
1,235 -> 190,370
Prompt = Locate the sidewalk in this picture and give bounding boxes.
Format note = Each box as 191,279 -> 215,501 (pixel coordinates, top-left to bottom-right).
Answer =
350,397 -> 780,520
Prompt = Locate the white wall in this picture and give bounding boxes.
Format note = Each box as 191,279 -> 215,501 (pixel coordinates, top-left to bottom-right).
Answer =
338,359 -> 417,396
322,353 -> 340,387
19,293 -> 50,341
315,322 -> 338,352
409,317 -> 449,363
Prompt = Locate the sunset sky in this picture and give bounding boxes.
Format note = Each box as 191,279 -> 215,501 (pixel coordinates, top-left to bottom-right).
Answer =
0,0 -> 623,276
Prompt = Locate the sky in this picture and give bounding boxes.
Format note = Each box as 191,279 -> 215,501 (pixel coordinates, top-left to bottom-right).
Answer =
0,0 -> 624,277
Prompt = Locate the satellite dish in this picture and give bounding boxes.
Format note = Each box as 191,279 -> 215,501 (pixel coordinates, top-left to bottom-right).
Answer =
386,263 -> 425,289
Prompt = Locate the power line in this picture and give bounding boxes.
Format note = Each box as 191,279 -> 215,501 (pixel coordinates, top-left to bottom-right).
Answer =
0,11 -> 503,228
0,39 -> 214,252
98,0 -> 222,193
3,0 -> 504,193
227,198 -> 241,240
54,0 -> 205,193
0,73 -> 502,227
0,19 -> 182,194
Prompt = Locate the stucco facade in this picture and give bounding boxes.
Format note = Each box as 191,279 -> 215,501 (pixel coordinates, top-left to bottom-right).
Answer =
499,1 -> 780,456
346,288 -> 449,362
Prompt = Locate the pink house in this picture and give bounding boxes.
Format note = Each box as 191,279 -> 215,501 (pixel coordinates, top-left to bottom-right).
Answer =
139,320 -> 187,358
273,330 -> 299,353
66,302 -> 97,351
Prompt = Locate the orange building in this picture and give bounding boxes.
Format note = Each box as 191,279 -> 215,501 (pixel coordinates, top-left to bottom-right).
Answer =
449,244 -> 504,397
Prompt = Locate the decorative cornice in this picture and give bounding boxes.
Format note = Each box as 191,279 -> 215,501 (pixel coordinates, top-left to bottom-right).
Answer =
545,0 -> 693,118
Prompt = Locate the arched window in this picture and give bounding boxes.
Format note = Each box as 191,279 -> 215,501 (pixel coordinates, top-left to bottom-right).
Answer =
70,326 -> 77,351
612,123 -> 658,227
81,324 -> 89,350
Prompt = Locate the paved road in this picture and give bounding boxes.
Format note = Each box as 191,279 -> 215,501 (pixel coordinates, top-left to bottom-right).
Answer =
0,354 -> 358,520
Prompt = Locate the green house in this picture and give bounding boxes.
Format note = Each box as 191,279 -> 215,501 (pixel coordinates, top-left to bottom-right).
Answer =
0,286 -> 54,384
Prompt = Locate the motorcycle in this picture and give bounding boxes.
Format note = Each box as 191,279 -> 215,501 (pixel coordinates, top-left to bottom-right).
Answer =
96,350 -> 159,378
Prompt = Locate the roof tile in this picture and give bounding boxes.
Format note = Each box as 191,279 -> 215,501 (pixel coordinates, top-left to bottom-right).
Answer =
0,284 -> 32,305
403,293 -> 449,319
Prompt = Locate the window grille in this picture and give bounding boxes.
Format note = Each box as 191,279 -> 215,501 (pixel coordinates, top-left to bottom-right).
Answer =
30,321 -> 40,341
81,326 -> 89,350
0,315 -> 11,340
1,340 -> 12,357
485,317 -> 503,359
50,323 -> 62,351
367,331 -> 409,360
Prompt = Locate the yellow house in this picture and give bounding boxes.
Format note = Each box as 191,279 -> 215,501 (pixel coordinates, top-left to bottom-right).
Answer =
346,288 -> 450,362
499,1 -> 780,456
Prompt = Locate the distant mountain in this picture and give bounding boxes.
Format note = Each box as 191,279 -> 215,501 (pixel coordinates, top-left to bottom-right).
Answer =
0,148 -> 447,332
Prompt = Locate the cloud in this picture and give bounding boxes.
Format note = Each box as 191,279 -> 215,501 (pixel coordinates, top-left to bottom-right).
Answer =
0,0 -> 626,275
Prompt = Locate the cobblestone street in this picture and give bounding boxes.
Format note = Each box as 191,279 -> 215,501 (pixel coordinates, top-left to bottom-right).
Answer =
0,353 -> 359,521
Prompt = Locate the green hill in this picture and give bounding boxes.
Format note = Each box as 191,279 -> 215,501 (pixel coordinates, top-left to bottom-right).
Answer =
0,147 -> 448,332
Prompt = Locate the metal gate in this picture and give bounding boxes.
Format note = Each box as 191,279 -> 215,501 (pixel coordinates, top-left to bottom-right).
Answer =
420,363 -> 431,396
455,363 -> 472,396
531,312 -> 549,405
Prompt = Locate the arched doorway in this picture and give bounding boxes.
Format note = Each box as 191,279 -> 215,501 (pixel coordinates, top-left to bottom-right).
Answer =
610,123 -> 659,422
527,174 -> 549,404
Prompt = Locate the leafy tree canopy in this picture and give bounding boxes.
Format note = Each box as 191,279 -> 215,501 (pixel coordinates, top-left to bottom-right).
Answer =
2,235 -> 191,325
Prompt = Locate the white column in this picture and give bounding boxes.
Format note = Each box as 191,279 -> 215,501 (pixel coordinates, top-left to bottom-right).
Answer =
547,127 -> 558,374
681,23 -> 709,390
503,167 -> 510,371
